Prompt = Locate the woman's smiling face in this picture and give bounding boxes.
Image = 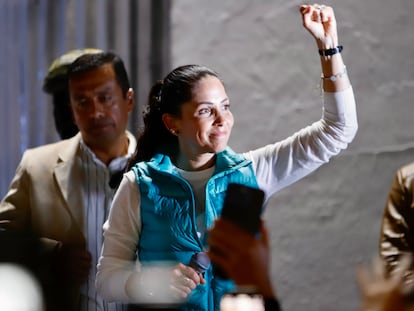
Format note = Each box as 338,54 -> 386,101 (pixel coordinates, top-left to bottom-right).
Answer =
173,75 -> 234,158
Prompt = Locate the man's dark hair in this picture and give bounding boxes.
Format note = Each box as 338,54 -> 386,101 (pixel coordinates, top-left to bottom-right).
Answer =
68,52 -> 131,96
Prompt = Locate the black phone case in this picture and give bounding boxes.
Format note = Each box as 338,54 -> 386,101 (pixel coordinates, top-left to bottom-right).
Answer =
220,183 -> 265,235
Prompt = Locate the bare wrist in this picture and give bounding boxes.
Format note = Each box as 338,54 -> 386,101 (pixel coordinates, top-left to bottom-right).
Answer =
316,37 -> 339,50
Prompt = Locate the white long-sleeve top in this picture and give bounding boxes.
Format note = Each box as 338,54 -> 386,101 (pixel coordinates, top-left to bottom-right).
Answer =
96,87 -> 358,304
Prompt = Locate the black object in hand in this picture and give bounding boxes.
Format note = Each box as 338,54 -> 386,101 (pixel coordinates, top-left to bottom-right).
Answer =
220,183 -> 264,235
189,252 -> 211,276
212,183 -> 265,279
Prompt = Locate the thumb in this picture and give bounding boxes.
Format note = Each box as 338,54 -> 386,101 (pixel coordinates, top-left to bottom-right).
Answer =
299,5 -> 313,29
299,4 -> 309,15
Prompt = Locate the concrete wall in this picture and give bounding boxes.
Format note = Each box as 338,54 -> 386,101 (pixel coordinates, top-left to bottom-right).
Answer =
171,0 -> 414,310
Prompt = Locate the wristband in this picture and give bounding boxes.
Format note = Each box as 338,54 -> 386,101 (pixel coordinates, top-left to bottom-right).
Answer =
321,66 -> 347,82
318,45 -> 343,56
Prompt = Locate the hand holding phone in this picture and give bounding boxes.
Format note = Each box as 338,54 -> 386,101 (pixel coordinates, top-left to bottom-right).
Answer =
211,183 -> 265,279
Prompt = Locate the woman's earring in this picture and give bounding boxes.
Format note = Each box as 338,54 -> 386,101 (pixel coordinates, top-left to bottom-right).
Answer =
170,129 -> 177,135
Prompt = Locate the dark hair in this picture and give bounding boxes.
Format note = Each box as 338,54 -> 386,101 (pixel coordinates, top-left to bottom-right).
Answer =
67,51 -> 131,96
129,64 -> 220,167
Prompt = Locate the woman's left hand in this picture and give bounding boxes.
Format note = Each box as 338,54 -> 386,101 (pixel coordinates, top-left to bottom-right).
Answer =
170,263 -> 206,298
299,4 -> 338,49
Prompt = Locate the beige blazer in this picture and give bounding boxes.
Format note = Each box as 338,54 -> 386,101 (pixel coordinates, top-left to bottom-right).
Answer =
0,132 -> 87,310
1,133 -> 86,243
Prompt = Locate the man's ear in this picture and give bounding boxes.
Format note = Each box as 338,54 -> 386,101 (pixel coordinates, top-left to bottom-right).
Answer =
126,88 -> 134,111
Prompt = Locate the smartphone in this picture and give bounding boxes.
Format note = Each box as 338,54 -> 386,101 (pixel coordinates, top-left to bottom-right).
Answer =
220,183 -> 265,235
213,183 -> 265,279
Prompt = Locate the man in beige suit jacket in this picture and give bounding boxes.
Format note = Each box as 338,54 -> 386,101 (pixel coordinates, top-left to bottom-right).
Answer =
0,51 -> 135,311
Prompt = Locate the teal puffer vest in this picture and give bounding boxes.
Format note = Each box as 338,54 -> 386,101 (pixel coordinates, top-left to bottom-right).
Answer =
132,147 -> 259,311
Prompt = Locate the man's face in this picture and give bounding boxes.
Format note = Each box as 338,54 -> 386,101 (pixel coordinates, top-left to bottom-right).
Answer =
69,63 -> 133,150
